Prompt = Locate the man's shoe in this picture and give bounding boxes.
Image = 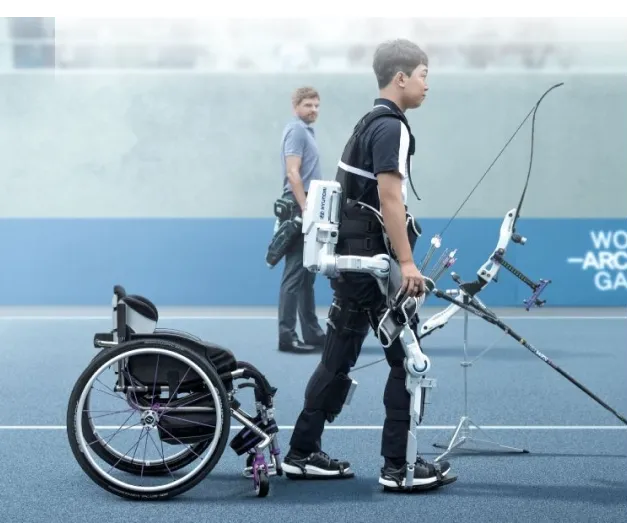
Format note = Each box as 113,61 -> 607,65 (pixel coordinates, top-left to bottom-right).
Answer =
379,457 -> 456,492
282,449 -> 354,479
278,339 -> 316,353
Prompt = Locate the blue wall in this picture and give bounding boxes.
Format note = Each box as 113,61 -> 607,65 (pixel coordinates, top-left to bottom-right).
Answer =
0,71 -> 626,307
0,217 -> 626,307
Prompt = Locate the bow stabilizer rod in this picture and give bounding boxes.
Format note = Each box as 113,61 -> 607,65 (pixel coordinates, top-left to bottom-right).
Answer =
431,286 -> 627,426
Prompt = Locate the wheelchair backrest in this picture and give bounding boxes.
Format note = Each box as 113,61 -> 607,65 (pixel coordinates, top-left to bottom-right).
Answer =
112,285 -> 159,335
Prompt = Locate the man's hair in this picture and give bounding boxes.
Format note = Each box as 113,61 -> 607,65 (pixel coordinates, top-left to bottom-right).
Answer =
372,39 -> 428,89
292,86 -> 320,106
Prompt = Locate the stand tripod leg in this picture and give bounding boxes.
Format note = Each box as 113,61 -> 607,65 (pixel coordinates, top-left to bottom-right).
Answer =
433,299 -> 529,461
433,417 -> 528,461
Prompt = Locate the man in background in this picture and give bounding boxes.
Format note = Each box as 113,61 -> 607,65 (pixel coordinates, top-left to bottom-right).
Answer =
277,86 -> 326,353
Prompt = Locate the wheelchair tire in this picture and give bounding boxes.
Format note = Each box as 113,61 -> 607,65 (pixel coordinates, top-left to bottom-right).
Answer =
67,338 -> 231,501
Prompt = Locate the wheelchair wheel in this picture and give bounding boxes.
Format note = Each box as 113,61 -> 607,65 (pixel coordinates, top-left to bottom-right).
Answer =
67,338 -> 230,500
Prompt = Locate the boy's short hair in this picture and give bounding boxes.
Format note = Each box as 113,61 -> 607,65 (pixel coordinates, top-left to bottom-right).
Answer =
372,39 -> 428,89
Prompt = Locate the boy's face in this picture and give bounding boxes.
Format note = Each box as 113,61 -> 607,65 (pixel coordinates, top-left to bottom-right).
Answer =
400,64 -> 429,109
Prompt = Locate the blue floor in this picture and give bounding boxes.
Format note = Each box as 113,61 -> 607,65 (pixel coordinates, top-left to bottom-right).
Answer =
0,310 -> 627,522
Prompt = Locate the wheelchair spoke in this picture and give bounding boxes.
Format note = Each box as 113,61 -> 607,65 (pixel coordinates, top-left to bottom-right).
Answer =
156,424 -> 206,460
85,408 -> 135,421
89,411 -> 139,448
139,429 -> 150,482
146,434 -> 176,480
150,354 -> 160,401
106,428 -> 149,475
127,426 -> 146,466
156,394 -> 214,425
94,377 -> 124,398
90,384 -> 127,402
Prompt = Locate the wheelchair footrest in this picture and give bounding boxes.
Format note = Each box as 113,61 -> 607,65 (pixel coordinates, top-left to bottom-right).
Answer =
229,414 -> 279,456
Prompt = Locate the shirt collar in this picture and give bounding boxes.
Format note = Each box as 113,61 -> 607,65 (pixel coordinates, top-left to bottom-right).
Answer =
294,116 -> 314,131
373,98 -> 407,121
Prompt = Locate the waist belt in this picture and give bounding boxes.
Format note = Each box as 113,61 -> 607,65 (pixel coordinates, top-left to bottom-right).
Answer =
340,201 -> 382,237
341,236 -> 385,252
338,204 -> 386,255
340,218 -> 379,236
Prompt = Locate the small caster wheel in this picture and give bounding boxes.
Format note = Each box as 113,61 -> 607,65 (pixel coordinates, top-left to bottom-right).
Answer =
275,465 -> 283,476
254,470 -> 269,497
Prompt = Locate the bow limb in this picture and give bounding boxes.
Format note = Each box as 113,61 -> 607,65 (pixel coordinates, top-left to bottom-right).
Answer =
514,82 -> 564,228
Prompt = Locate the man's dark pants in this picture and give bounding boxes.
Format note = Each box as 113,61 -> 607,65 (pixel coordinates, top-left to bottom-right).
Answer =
278,231 -> 325,346
289,271 -> 411,463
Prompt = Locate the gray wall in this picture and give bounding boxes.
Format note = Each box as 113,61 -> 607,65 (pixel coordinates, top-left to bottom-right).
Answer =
0,71 -> 626,219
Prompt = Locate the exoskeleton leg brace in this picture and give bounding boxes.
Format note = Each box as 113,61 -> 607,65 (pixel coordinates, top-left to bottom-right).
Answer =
374,276 -> 437,487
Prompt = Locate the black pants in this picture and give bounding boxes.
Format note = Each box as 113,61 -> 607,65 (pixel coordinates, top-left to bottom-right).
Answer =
278,232 -> 325,344
277,190 -> 324,345
289,270 -> 412,462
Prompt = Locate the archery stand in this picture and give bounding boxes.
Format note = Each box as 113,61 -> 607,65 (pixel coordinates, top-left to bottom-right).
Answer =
433,294 -> 529,461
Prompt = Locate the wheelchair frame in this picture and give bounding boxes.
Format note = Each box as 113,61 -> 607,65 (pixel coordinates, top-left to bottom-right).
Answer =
66,285 -> 283,500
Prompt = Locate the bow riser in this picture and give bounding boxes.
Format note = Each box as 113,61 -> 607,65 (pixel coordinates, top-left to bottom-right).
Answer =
476,208 -> 517,286
418,207 -> 516,339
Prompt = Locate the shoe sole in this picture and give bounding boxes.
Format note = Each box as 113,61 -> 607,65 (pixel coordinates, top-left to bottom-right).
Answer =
379,466 -> 456,491
282,462 -> 355,479
381,474 -> 457,492
278,345 -> 317,353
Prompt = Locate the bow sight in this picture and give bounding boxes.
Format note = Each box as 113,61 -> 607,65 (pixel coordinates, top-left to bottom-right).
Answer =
489,213 -> 551,310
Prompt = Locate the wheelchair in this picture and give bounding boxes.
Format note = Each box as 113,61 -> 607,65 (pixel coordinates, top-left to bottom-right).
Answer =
66,285 -> 283,501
